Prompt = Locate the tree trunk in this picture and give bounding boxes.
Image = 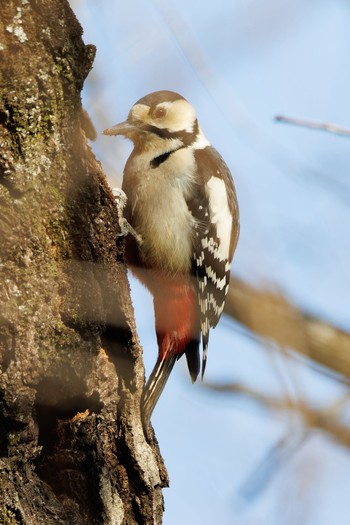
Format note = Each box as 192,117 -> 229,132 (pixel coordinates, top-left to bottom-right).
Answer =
0,1 -> 166,523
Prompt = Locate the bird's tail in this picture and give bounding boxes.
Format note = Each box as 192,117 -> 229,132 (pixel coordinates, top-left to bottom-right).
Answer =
141,342 -> 177,440
141,277 -> 200,439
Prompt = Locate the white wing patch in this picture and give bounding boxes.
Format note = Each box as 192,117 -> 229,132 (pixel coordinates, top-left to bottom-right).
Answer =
206,176 -> 232,260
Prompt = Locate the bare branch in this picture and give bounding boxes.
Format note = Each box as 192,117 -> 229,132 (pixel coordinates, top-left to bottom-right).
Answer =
225,276 -> 350,379
206,378 -> 350,448
275,115 -> 350,137
205,379 -> 350,500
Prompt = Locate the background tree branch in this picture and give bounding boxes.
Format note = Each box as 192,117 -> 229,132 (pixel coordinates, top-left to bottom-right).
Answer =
225,276 -> 350,379
275,115 -> 350,137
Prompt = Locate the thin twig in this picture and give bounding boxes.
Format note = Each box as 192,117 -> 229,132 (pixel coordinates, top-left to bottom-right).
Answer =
237,430 -> 308,504
204,381 -> 350,448
275,115 -> 350,137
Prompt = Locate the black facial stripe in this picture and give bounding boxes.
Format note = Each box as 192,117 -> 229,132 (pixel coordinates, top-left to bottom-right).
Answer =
150,151 -> 172,168
142,119 -> 199,147
150,145 -> 186,168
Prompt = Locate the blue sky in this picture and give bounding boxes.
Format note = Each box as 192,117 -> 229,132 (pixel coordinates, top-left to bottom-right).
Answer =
71,1 -> 350,523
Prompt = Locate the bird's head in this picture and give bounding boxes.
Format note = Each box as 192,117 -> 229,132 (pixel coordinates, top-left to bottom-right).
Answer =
103,90 -> 199,151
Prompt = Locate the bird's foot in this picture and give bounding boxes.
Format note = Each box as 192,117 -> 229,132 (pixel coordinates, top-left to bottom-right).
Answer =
112,187 -> 143,245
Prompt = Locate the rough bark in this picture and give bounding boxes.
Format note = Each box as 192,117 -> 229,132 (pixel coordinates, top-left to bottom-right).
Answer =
0,1 -> 166,524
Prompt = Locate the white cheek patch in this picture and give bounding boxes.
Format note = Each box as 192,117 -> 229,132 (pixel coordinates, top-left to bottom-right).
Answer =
131,99 -> 197,134
206,177 -> 232,261
155,100 -> 196,132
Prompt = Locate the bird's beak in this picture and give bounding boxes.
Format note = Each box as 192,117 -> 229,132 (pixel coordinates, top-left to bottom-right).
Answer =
103,120 -> 137,137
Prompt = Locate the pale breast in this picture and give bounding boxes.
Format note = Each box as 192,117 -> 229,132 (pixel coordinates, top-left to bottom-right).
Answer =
127,148 -> 197,274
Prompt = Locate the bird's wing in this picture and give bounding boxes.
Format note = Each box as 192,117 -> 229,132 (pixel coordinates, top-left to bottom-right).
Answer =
186,146 -> 239,377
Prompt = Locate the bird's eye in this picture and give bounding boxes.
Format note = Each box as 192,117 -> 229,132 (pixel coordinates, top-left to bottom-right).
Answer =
152,106 -> 167,119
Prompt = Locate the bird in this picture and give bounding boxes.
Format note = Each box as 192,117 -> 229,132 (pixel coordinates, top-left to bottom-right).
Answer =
104,90 -> 239,438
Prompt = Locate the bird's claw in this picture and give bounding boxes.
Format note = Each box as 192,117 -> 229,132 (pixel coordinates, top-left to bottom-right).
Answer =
112,188 -> 143,245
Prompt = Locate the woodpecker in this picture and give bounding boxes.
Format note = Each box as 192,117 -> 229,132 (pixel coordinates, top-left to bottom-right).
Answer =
104,90 -> 239,438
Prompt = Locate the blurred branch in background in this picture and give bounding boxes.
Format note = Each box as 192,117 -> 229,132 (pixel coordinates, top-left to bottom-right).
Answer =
206,369 -> 350,450
212,96 -> 350,501
275,115 -> 350,137
225,276 -> 350,379
215,276 -> 350,501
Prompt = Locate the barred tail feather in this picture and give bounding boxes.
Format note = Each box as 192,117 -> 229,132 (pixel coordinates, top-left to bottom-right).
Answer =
201,332 -> 209,380
141,351 -> 177,440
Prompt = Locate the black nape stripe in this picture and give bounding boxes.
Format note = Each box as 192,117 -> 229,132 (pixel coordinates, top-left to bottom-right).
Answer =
150,151 -> 171,168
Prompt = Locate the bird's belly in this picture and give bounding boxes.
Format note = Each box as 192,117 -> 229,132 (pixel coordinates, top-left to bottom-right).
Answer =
135,189 -> 194,274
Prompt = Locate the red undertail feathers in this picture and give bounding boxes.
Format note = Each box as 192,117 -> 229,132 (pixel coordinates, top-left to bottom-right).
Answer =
141,277 -> 200,438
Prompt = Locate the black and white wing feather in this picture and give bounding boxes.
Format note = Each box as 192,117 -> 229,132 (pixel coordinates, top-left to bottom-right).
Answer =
187,147 -> 239,378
